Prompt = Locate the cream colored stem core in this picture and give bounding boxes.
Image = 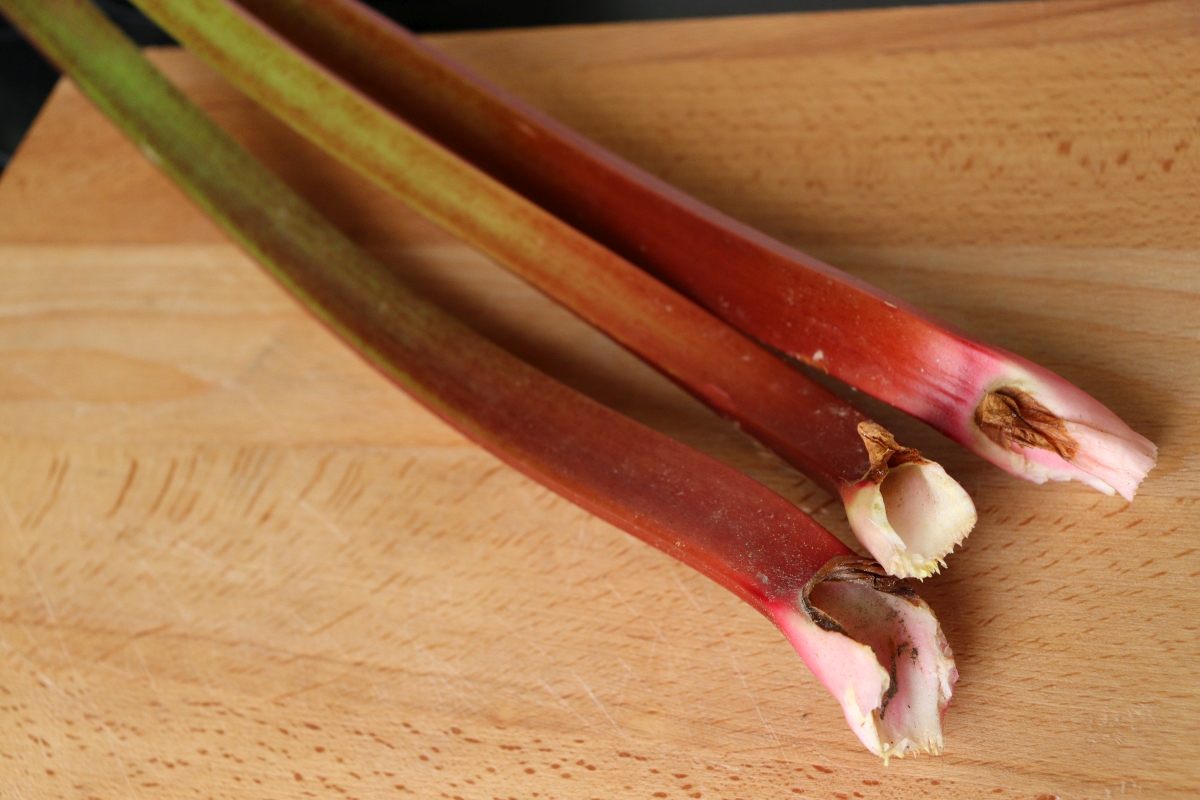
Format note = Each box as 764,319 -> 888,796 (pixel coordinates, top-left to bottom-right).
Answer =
843,430 -> 977,579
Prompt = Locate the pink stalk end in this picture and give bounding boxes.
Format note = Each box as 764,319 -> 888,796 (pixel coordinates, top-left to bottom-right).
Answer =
944,351 -> 1158,502
841,423 -> 977,579
772,557 -> 957,761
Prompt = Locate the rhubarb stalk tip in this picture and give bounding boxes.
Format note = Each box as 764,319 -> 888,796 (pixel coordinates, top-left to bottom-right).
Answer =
843,423 -> 977,579
970,376 -> 1156,502
773,557 -> 957,761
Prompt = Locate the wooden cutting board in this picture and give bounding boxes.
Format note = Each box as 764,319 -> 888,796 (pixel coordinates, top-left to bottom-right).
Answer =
1,1 -> 1197,796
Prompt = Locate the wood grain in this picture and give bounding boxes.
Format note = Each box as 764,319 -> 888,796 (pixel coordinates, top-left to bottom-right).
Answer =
1,1 -> 1198,797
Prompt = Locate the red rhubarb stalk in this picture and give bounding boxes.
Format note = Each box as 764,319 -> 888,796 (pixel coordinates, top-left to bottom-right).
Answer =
127,0 -> 978,578
234,0 -> 1156,501
0,0 -> 955,758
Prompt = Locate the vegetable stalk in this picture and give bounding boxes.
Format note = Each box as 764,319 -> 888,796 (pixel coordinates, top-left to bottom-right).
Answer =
126,0 -> 978,578
233,0 -> 1156,501
0,0 -> 955,758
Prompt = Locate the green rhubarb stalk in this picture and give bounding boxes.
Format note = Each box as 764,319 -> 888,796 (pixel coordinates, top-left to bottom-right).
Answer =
0,0 -> 955,759
124,0 -> 978,579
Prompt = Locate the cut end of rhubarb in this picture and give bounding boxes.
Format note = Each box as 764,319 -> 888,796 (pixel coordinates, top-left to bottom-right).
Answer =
972,384 -> 1157,502
772,557 -> 957,761
843,423 -> 977,579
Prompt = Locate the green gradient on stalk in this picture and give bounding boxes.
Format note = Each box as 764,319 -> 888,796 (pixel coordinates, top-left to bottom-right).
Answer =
132,0 -> 601,309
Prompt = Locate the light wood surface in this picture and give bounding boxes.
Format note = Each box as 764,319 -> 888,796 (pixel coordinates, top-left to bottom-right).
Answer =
1,1 -> 1198,796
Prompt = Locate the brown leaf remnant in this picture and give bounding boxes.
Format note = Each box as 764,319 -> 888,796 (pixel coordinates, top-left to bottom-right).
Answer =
856,422 -> 930,485
974,387 -> 1079,460
799,556 -> 918,634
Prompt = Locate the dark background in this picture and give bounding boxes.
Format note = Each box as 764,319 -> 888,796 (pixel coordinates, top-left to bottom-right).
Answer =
0,0 -> 987,175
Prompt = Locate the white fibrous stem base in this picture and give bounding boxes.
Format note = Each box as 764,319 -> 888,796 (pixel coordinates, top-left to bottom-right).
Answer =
771,558 -> 956,761
843,424 -> 977,579
1062,420 -> 1158,500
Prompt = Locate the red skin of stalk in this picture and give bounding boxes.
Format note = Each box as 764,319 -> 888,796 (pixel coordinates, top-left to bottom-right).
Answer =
154,0 -> 899,502
234,0 -> 1141,479
296,245 -> 855,618
399,317 -> 854,617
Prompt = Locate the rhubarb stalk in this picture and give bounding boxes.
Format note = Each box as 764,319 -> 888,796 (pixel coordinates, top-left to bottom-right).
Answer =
233,0 -> 1156,500
126,0 -> 978,578
0,0 -> 956,757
